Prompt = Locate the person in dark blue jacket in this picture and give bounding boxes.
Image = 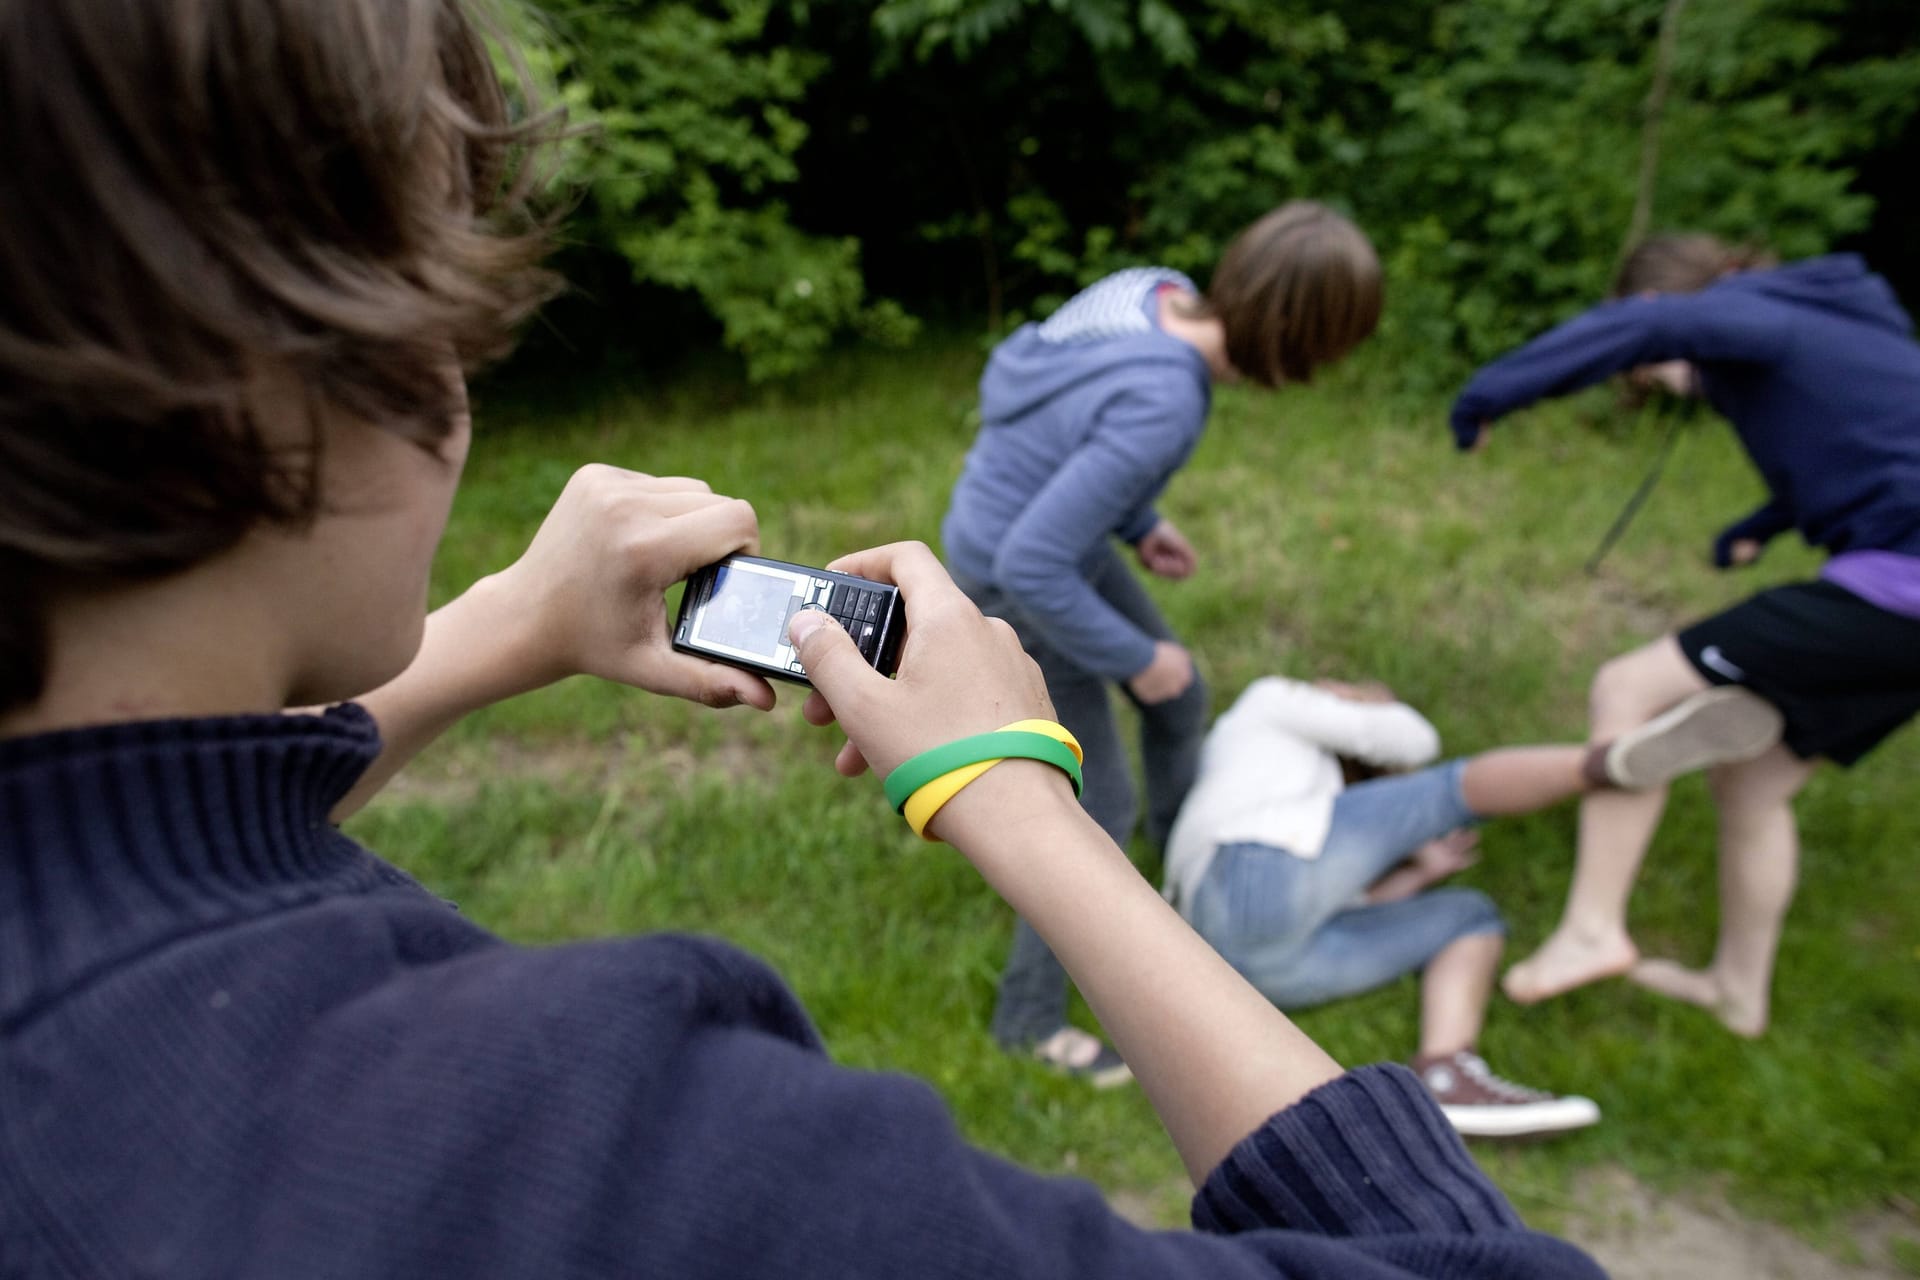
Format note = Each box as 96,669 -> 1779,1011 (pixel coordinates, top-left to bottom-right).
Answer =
0,3 -> 1609,1277
942,207 -> 1384,1078
1451,234 -> 1920,1035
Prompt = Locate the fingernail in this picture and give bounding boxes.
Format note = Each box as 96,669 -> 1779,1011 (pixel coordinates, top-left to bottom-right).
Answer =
788,608 -> 827,644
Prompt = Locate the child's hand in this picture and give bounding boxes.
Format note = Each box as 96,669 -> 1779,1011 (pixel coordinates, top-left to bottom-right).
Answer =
491,465 -> 776,711
1135,518 -> 1198,579
789,541 -> 1056,782
1127,641 -> 1196,705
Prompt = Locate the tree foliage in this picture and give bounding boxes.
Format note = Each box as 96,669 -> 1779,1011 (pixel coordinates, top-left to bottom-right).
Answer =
515,0 -> 1920,381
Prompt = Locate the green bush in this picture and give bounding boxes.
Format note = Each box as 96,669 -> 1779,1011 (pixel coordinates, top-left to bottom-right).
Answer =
509,0 -> 1920,383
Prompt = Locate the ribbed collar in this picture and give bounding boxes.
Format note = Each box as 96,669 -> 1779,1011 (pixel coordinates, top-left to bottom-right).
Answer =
0,704 -> 406,1025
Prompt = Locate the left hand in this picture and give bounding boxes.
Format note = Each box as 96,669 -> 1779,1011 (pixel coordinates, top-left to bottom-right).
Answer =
1135,518 -> 1197,579
488,465 -> 777,711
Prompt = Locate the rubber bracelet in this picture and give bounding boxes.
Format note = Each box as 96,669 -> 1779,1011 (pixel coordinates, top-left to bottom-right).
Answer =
883,726 -> 1084,813
900,720 -> 1085,840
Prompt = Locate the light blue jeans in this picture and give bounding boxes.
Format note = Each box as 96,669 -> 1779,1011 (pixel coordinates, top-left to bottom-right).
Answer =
1184,759 -> 1505,1009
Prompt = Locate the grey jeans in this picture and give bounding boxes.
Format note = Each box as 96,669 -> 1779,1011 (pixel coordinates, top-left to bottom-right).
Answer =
958,546 -> 1209,1046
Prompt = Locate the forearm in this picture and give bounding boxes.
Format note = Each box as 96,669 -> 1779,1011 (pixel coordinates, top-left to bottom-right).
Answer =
934,764 -> 1344,1185
332,574 -> 549,821
1364,860 -> 1427,905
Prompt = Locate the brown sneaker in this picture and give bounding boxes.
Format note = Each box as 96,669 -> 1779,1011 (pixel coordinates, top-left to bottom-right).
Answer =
1411,1050 -> 1600,1138
1602,687 -> 1784,789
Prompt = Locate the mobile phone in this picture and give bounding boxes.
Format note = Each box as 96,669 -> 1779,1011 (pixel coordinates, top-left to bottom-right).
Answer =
672,554 -> 907,685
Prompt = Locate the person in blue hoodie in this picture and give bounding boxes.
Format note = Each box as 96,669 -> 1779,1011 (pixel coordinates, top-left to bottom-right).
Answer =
1450,234 -> 1920,1036
942,202 -> 1385,1078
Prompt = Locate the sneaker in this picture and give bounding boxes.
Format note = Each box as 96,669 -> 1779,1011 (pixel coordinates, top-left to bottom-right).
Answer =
1412,1050 -> 1600,1138
1031,1027 -> 1134,1090
1603,687 -> 1785,789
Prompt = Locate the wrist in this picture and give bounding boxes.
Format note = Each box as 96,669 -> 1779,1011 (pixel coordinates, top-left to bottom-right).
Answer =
438,570 -> 564,705
928,757 -> 1091,857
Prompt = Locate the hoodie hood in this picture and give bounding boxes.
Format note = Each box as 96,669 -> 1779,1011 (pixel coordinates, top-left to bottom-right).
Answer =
978,267 -> 1209,423
979,324 -> 1209,423
1720,253 -> 1914,337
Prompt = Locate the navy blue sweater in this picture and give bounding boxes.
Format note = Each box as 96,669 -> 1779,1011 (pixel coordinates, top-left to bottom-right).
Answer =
1451,255 -> 1920,563
0,707 -> 1602,1278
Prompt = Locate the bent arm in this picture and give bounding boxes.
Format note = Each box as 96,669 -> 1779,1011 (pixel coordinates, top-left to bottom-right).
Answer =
1450,291 -> 1790,447
992,382 -> 1204,680
1714,496 -> 1795,567
330,467 -> 774,821
1233,678 -> 1441,768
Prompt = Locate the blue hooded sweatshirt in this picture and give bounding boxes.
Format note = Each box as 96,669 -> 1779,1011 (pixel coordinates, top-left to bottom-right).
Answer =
1450,255 -> 1920,566
942,269 -> 1213,681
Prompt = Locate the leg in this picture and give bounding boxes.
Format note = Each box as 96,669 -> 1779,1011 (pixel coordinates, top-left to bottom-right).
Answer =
1304,759 -> 1483,920
989,649 -> 1128,1045
990,918 -> 1070,1047
1630,742 -> 1816,1036
1419,931 -> 1504,1059
1084,547 -> 1208,846
1458,745 -> 1592,815
970,583 -> 1134,1047
1504,635 -> 1711,1003
1230,885 -> 1506,1012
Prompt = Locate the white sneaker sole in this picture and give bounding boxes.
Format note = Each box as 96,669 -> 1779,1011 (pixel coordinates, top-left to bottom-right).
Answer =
1441,1095 -> 1602,1138
1606,687 -> 1785,790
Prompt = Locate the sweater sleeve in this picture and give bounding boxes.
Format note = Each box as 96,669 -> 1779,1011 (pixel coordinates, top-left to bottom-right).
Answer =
246,935 -> 1602,1280
1450,291 -> 1793,448
991,371 -> 1206,680
1713,497 -> 1796,567
1234,678 -> 1442,769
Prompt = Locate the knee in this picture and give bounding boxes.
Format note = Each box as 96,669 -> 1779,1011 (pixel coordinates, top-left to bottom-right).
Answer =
1588,654 -> 1661,734
1172,668 -> 1211,725
1431,887 -> 1507,941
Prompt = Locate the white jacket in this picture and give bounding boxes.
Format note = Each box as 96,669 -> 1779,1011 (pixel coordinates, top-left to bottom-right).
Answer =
1162,677 -> 1441,909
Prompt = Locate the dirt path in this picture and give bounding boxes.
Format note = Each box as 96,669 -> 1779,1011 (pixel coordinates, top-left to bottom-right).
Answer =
1109,1166 -> 1917,1278
1562,1168 -> 1914,1280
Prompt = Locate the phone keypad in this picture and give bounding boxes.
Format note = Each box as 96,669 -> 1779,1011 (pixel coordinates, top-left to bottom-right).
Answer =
806,579 -> 886,659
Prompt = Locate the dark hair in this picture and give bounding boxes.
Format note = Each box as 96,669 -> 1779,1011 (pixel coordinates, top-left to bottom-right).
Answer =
1200,201 -> 1382,387
0,0 -> 561,713
1613,233 -> 1777,297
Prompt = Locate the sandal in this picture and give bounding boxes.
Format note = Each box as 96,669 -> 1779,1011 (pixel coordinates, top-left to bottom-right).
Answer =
1031,1027 -> 1134,1089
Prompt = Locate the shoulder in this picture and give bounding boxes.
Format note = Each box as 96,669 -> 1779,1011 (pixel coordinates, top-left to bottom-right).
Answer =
298,931 -> 822,1068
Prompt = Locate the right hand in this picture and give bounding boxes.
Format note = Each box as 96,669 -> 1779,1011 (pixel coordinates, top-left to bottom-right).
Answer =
1127,641 -> 1195,705
788,542 -> 1060,787
1712,532 -> 1764,570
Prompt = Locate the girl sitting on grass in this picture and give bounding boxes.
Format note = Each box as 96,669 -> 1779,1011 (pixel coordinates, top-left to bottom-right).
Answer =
1165,674 -> 1776,1137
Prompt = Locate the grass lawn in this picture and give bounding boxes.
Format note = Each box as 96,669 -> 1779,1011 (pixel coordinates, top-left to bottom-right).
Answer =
349,338 -> 1920,1251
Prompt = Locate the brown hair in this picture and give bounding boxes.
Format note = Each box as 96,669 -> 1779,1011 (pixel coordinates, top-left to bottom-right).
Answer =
0,0 -> 561,713
1200,201 -> 1382,387
1613,233 -> 1778,297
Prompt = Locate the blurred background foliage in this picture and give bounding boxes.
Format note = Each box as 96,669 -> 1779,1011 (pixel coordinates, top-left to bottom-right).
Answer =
506,0 -> 1920,385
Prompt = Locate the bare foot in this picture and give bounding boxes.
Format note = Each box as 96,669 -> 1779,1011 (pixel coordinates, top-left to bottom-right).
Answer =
1627,958 -> 1768,1038
1502,927 -> 1639,1004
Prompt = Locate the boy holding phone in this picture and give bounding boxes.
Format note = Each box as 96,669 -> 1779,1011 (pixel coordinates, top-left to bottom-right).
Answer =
0,3 -> 1600,1275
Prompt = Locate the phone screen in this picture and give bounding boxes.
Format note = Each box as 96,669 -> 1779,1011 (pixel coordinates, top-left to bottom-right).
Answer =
687,559 -> 807,665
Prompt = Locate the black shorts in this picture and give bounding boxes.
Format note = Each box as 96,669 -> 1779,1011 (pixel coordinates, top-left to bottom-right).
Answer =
1677,580 -> 1920,766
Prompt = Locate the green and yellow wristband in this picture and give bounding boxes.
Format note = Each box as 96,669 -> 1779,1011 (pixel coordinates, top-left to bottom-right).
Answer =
883,720 -> 1085,841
